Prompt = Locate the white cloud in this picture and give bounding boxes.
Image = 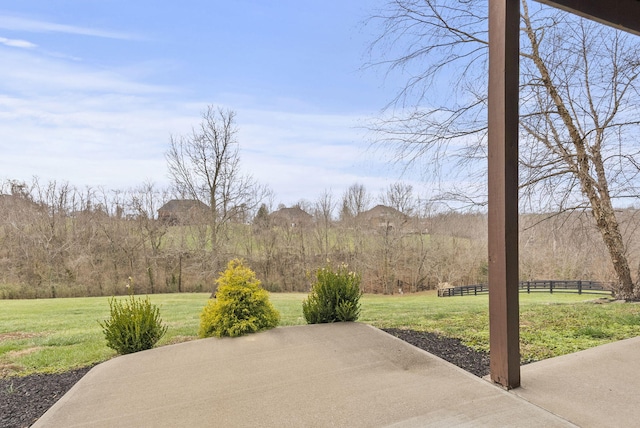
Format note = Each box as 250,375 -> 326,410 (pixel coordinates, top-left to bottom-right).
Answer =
0,45 -> 199,191
0,15 -> 418,206
0,36 -> 36,48
0,48 -> 173,96
233,108 -> 426,204
0,14 -> 139,40
1,79 -> 408,205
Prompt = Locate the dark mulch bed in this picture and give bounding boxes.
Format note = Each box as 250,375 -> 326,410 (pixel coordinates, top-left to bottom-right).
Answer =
1,329 -> 489,428
1,366 -> 94,428
382,328 -> 490,377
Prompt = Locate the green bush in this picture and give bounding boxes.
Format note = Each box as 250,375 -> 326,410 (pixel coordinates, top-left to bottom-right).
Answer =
199,259 -> 280,338
302,263 -> 363,324
99,294 -> 168,355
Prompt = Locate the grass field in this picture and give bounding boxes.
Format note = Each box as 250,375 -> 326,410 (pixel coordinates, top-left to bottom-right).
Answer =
1,291 -> 639,377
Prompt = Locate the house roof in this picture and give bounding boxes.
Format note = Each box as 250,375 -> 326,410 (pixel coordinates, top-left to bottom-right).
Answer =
158,199 -> 209,213
358,205 -> 407,221
269,206 -> 312,223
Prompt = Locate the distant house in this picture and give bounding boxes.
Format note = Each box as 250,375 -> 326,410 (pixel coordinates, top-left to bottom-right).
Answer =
157,199 -> 209,224
269,206 -> 313,228
357,205 -> 408,230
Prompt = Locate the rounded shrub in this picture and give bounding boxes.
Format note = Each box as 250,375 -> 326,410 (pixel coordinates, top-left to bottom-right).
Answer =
199,259 -> 280,338
302,263 -> 363,324
99,294 -> 168,355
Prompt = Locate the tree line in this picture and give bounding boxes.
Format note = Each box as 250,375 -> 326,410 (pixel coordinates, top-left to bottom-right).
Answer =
0,177 -> 632,299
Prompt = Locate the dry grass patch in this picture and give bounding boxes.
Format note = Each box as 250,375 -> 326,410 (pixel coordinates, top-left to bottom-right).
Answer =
0,332 -> 43,342
163,335 -> 197,345
0,363 -> 25,377
5,347 -> 43,358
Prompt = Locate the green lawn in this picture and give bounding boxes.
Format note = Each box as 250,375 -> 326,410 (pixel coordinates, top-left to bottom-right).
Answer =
1,291 -> 639,377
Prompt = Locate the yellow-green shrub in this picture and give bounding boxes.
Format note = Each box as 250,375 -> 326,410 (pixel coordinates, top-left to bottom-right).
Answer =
199,259 -> 280,338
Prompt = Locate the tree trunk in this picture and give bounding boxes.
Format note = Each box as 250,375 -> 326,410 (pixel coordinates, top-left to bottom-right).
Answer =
522,5 -> 636,299
590,196 -> 634,299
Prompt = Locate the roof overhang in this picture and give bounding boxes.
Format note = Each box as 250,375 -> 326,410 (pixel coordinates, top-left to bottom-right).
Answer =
536,0 -> 640,36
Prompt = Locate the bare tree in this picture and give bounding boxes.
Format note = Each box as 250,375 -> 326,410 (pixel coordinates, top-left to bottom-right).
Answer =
368,0 -> 640,299
380,181 -> 415,215
166,106 -> 269,272
366,208 -> 404,294
313,189 -> 336,260
130,182 -> 169,293
340,183 -> 372,221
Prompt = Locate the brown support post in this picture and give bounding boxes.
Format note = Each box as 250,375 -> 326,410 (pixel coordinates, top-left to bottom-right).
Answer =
488,0 -> 520,389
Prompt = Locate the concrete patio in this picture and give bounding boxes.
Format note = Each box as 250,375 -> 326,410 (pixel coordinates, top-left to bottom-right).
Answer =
34,323 -> 639,427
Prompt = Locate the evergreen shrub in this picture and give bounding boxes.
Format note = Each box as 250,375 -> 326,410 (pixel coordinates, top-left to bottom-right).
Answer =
302,263 -> 363,324
199,259 -> 280,338
99,294 -> 168,354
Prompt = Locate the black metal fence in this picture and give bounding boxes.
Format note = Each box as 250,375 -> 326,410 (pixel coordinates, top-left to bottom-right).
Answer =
437,280 -> 613,297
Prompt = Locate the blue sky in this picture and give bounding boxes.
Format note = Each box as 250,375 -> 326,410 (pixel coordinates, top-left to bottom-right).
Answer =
0,0 -> 429,207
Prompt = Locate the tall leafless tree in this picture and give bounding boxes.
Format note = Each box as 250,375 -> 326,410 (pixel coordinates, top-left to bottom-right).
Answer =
166,106 -> 269,272
380,181 -> 415,215
367,0 -> 640,299
130,182 -> 169,292
340,183 -> 372,221
313,189 -> 336,260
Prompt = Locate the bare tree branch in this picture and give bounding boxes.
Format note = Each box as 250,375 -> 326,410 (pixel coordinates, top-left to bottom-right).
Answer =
367,0 -> 640,298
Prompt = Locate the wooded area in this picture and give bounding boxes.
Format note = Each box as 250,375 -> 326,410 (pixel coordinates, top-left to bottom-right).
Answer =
1,177 -> 634,299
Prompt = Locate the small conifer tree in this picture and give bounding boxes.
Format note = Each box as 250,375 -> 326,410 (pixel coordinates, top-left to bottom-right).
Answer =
199,259 -> 280,338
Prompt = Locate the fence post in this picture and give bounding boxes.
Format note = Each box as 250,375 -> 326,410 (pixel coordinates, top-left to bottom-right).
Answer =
578,280 -> 582,295
550,281 -> 553,294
